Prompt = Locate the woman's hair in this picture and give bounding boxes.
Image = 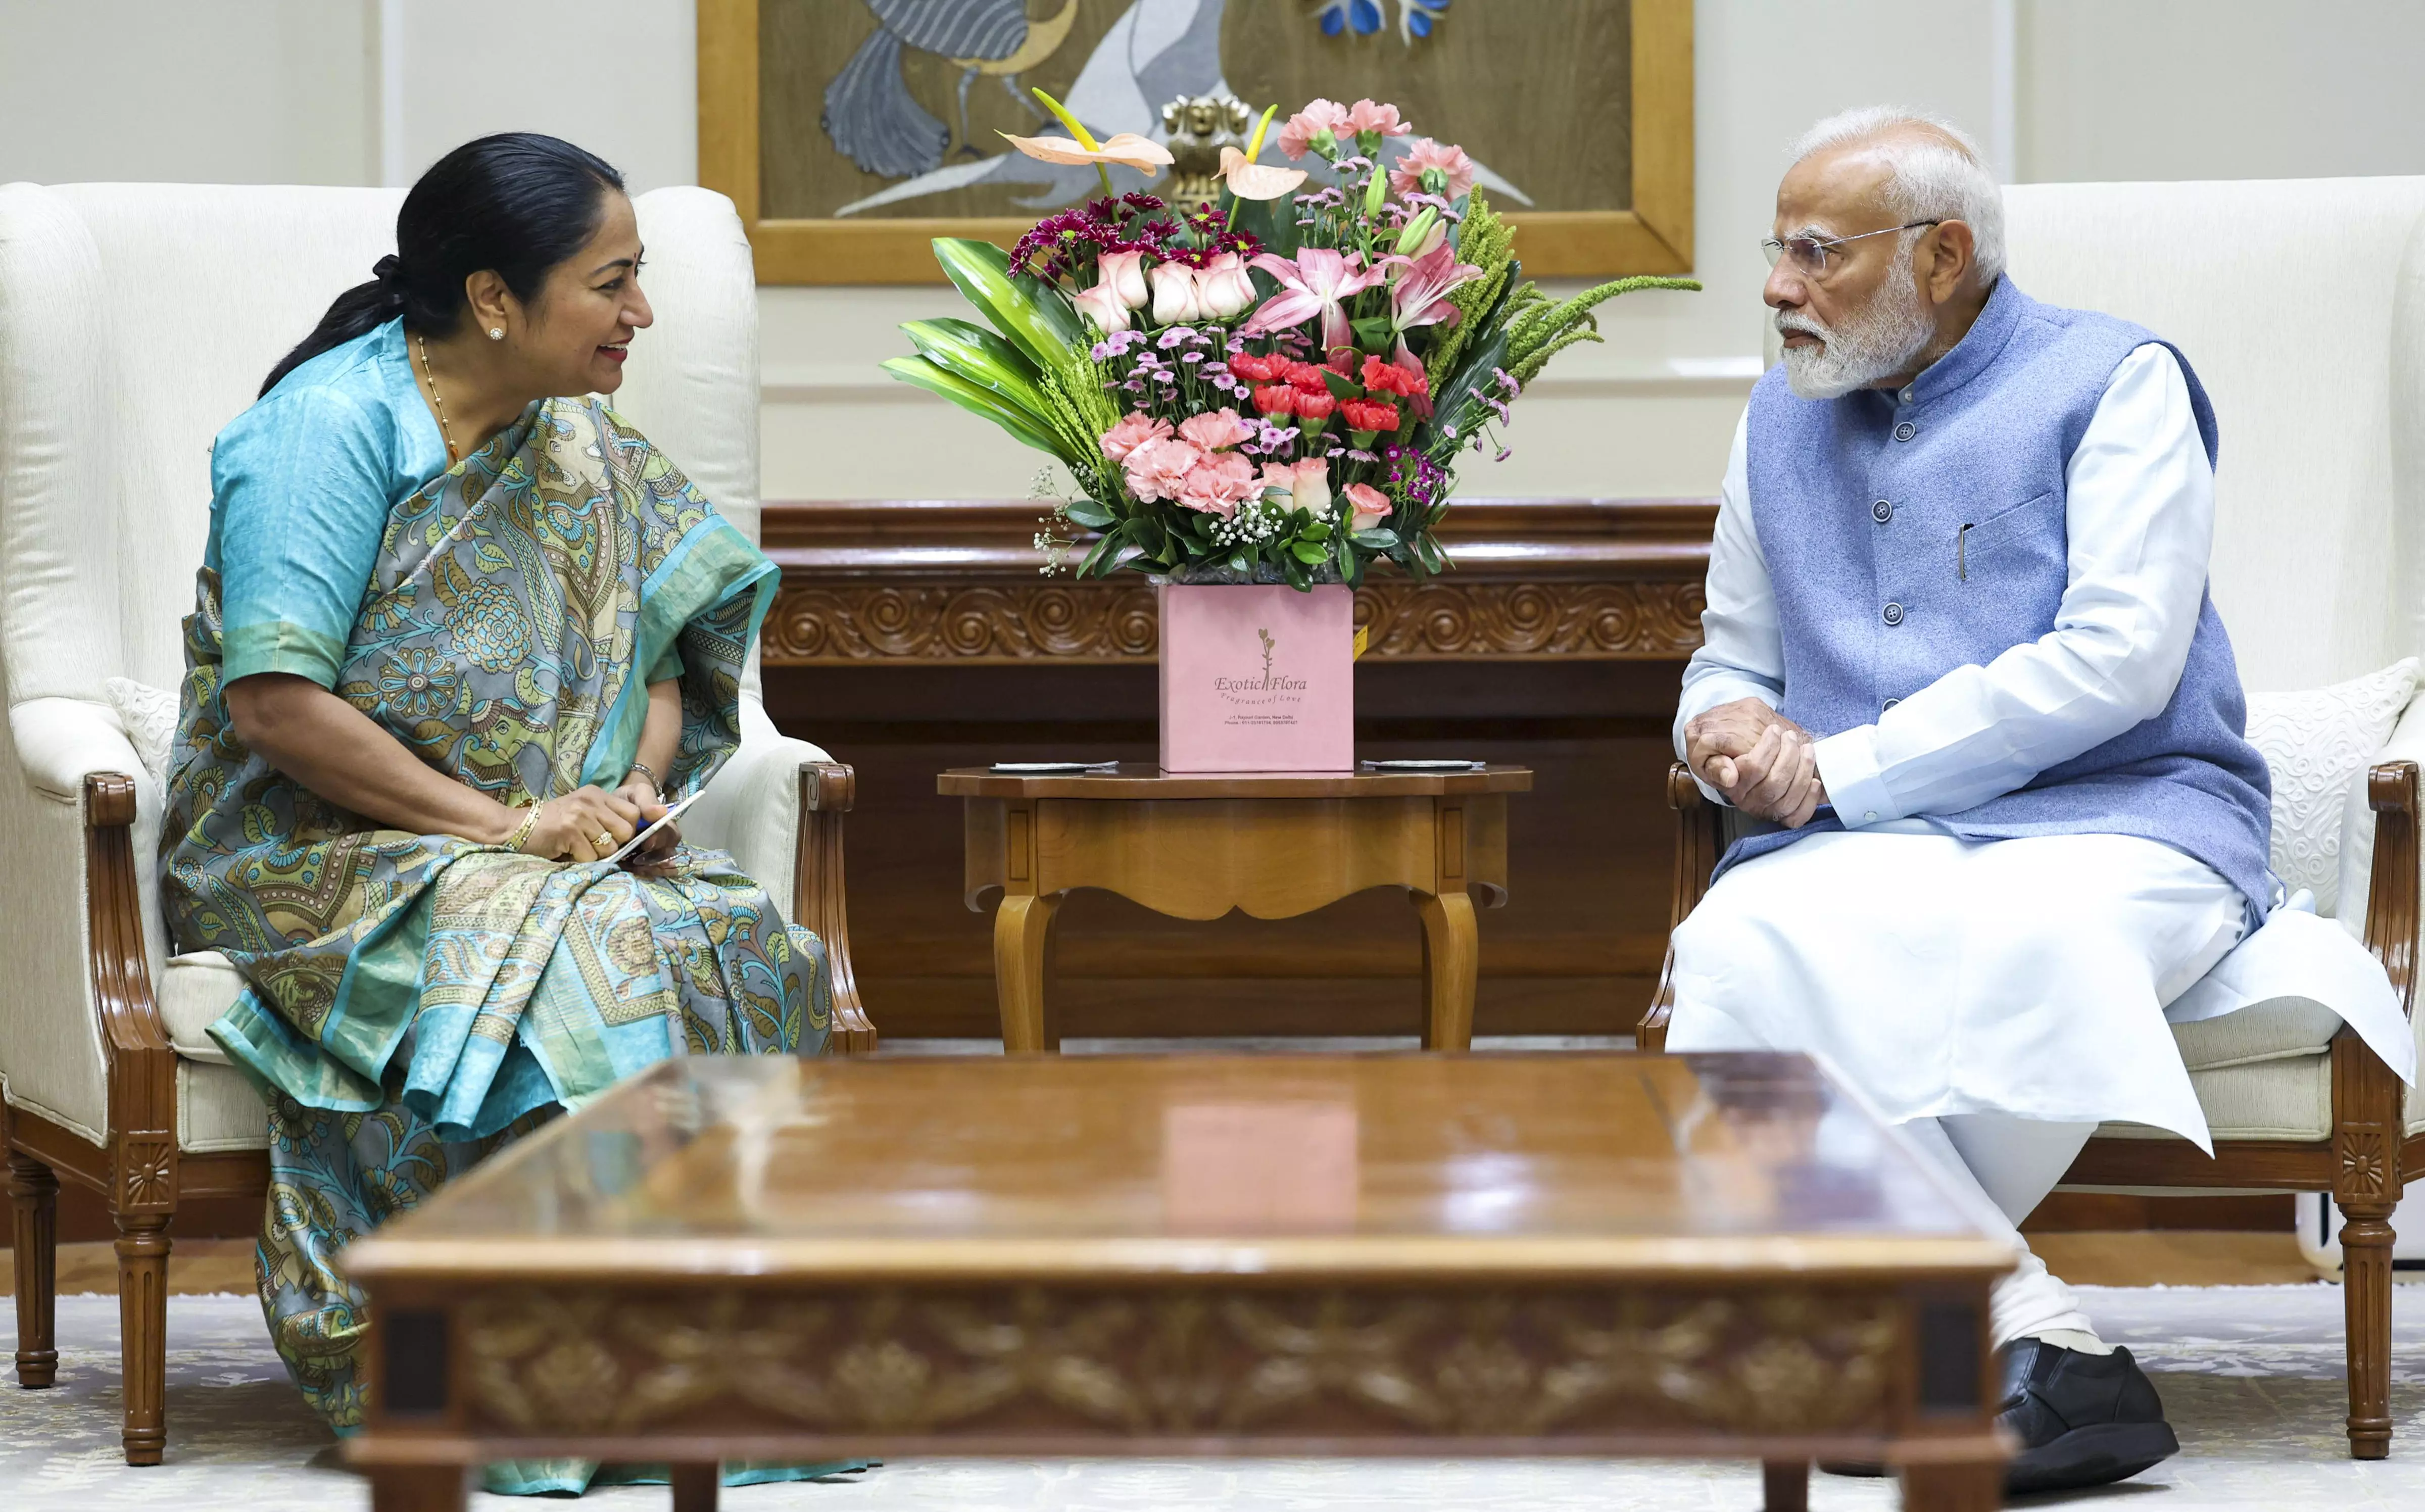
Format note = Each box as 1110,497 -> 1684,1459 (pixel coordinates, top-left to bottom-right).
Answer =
258,132 -> 626,397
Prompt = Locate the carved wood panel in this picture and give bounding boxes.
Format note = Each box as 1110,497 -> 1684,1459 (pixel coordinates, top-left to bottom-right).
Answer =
761,580 -> 1708,666
457,1285 -> 1898,1440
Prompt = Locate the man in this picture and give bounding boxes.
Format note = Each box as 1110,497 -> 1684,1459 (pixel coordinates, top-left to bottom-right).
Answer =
1671,106 -> 2408,1495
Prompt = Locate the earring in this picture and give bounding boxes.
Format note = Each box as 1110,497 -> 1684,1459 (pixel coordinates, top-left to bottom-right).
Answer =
489,327 -> 505,340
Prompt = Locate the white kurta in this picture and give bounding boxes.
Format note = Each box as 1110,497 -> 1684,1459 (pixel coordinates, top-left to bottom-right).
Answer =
1670,346 -> 2414,1148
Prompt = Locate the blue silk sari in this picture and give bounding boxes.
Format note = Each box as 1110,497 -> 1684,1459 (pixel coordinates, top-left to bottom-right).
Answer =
164,394 -> 850,1495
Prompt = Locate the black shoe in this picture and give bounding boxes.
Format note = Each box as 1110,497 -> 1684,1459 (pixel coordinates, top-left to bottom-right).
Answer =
2000,1338 -> 2178,1495
1820,1339 -> 2178,1493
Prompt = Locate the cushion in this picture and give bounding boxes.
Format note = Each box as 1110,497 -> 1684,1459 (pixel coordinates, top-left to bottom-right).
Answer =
178,1058 -> 268,1152
2096,1050 -> 2335,1144
2171,996 -> 2345,1071
2243,658 -> 2417,916
159,950 -> 244,1065
104,675 -> 177,791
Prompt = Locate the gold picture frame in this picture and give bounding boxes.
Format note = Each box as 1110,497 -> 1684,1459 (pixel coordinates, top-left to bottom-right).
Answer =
700,0 -> 1692,285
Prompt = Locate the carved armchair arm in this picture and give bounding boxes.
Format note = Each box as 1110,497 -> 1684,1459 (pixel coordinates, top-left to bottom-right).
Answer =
797,761 -> 876,1055
2360,760 -> 2419,1021
1638,761 -> 1728,1051
82,773 -> 181,1208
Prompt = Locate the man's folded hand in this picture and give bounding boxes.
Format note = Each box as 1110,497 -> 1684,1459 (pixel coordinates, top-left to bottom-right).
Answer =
1683,698 -> 1828,828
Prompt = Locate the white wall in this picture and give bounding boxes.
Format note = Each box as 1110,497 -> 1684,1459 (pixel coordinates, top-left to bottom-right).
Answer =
4,1 -> 2421,502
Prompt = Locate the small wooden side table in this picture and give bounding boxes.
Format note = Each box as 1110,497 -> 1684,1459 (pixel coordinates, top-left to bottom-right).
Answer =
939,764 -> 1534,1051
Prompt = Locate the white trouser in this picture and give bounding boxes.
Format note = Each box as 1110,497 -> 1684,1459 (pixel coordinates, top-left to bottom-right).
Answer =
1902,1113 -> 2100,1347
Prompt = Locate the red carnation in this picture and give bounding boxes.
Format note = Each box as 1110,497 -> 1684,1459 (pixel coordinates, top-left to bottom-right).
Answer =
1229,353 -> 1279,383
1287,361 -> 1334,396
1359,355 -> 1400,393
1294,389 -> 1336,420
1251,384 -> 1299,417
1341,399 -> 1401,433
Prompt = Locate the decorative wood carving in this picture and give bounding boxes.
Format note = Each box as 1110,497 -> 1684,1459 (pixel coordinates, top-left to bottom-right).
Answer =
796,761 -> 876,1054
756,498 -> 1718,666
761,581 -> 1709,667
458,1286 -> 1899,1440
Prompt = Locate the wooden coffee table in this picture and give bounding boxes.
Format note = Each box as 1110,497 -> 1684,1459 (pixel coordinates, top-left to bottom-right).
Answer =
343,1052 -> 2014,1510
939,763 -> 1533,1051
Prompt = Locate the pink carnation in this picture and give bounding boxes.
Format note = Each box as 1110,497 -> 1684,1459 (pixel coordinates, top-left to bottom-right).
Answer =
1178,450 -> 1259,517
1177,407 -> 1253,451
1123,435 -> 1203,503
1099,412 -> 1173,462
1277,98 -> 1352,160
1343,482 -> 1392,532
1344,99 -> 1411,138
1389,137 -> 1476,202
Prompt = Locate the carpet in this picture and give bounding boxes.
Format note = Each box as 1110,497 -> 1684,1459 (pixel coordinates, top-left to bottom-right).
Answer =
4,1284 -> 2422,1508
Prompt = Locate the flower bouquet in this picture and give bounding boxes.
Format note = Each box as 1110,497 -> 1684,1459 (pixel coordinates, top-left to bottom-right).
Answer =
884,92 -> 1700,592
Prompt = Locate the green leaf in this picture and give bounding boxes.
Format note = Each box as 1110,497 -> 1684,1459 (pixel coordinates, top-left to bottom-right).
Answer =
1227,548 -> 1252,575
1077,528 -> 1121,577
1303,521 -> 1332,542
1063,498 -> 1115,529
1107,542 -> 1150,575
1341,542 -> 1366,587
1349,314 -> 1395,351
1320,367 -> 1362,401
1350,528 -> 1401,550
882,356 -> 1064,458
931,238 -> 1086,372
1290,540 -> 1329,565
900,318 -> 1051,417
1284,554 -> 1311,590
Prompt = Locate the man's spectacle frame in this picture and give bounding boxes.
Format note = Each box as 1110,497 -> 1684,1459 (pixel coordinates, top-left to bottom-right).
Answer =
1762,220 -> 1944,278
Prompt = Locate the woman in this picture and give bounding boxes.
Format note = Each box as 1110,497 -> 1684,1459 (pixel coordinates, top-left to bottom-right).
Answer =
164,134 -> 851,1495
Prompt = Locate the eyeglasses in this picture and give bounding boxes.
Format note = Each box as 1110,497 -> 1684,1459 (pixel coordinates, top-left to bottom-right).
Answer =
1761,220 -> 1943,278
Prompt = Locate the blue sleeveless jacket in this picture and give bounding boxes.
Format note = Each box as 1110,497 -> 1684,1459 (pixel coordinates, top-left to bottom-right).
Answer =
1723,278 -> 2272,910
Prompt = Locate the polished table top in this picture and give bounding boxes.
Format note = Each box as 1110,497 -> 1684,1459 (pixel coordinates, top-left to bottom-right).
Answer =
937,762 -> 1534,799
345,1053 -> 2007,1285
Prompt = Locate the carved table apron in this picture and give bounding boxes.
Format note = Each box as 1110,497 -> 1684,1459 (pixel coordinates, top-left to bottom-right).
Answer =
342,1053 -> 2013,1512
942,764 -> 1534,1052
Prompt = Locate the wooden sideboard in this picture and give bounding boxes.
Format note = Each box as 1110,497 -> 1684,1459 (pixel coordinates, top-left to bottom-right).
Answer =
757,498 -> 1714,1042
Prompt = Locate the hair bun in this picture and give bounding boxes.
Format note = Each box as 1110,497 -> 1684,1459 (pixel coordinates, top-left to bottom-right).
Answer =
371,254 -> 405,287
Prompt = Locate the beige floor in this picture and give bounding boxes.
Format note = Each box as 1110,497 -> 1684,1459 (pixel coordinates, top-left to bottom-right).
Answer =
6,1229 -> 2327,1301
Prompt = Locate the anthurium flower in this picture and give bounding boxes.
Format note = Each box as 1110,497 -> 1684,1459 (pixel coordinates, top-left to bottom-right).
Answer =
1239,248 -> 1386,358
1000,131 -> 1174,179
1218,145 -> 1308,202
1385,240 -> 1484,333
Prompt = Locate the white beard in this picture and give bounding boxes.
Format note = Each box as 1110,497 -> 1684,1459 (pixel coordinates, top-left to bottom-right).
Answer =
1776,241 -> 1934,400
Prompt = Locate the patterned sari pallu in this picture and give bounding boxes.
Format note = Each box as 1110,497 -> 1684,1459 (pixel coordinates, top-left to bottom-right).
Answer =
164,398 -> 837,1491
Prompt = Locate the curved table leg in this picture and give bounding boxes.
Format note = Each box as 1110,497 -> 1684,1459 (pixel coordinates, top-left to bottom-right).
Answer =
994,892 -> 1064,1053
1414,889 -> 1477,1051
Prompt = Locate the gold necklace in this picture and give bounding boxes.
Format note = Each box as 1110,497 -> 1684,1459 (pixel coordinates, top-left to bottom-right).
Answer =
412,330 -> 461,463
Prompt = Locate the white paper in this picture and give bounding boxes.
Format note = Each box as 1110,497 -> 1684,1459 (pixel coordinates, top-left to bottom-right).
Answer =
604,788 -> 705,866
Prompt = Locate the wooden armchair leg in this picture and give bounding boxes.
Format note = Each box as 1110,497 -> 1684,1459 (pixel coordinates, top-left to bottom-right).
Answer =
8,1149 -> 60,1388
798,762 -> 877,1055
2339,1196 -> 2395,1460
114,1206 -> 171,1464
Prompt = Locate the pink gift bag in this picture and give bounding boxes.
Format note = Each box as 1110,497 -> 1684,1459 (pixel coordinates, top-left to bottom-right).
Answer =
1156,582 -> 1354,773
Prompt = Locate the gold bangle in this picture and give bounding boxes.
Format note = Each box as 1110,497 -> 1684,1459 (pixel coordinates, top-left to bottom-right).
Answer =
504,801 -> 543,854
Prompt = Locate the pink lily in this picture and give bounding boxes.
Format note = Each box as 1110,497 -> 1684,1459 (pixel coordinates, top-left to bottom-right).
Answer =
1384,239 -> 1483,334
1238,248 -> 1386,359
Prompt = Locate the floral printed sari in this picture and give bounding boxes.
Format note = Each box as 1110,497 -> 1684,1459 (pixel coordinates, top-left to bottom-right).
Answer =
164,397 -> 848,1495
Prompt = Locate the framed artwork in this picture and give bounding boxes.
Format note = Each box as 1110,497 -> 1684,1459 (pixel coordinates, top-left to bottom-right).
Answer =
699,0 -> 1692,284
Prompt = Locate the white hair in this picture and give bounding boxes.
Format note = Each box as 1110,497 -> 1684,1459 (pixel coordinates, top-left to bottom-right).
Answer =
1786,106 -> 2005,281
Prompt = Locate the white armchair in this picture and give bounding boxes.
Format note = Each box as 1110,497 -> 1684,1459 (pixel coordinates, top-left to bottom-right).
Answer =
1644,175 -> 2425,1460
0,181 -> 871,1466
